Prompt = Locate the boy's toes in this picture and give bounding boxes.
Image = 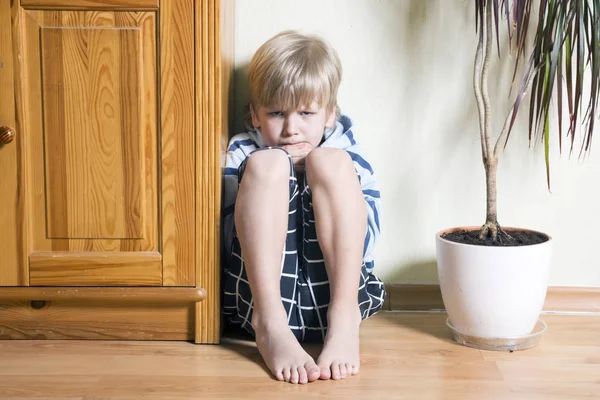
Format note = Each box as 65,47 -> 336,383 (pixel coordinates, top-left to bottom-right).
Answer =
290,367 -> 299,384
283,367 -> 291,382
274,367 -> 284,381
340,363 -> 348,378
331,363 -> 341,380
318,363 -> 332,380
298,366 -> 308,384
306,363 -> 321,382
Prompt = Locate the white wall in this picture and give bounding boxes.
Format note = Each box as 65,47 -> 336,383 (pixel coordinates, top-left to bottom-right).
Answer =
233,0 -> 600,286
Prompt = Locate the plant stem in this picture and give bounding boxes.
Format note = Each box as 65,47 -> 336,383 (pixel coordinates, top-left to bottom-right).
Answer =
476,1 -> 500,240
484,161 -> 498,224
481,1 -> 495,165
473,6 -> 487,161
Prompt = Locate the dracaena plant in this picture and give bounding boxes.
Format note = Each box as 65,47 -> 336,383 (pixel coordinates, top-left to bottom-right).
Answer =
473,0 -> 599,242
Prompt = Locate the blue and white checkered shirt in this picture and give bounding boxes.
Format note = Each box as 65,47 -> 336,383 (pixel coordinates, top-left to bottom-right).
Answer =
222,115 -> 381,271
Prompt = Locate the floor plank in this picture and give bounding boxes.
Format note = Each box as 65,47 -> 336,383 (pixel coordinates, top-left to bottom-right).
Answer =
0,312 -> 598,399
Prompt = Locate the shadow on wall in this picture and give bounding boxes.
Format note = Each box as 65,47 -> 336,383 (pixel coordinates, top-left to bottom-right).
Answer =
233,62 -> 250,137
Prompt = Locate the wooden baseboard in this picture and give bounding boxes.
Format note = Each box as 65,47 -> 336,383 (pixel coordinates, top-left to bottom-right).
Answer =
382,284 -> 445,311
383,284 -> 600,313
543,286 -> 600,313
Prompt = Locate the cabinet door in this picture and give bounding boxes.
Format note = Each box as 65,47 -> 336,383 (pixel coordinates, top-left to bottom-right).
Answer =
16,8 -> 162,286
0,0 -> 22,286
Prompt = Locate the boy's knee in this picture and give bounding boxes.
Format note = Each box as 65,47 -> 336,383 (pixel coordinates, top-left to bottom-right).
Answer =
243,148 -> 291,182
306,148 -> 353,179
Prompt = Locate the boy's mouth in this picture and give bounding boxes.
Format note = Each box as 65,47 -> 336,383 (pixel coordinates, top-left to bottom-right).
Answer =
280,141 -> 305,146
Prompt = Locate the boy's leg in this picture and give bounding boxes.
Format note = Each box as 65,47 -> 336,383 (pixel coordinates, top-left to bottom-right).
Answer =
234,148 -> 320,384
305,148 -> 367,380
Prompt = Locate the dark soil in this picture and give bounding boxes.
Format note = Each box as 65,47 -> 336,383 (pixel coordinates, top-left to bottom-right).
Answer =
441,229 -> 549,247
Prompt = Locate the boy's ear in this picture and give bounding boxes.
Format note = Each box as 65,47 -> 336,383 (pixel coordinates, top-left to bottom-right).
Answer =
250,104 -> 260,128
325,107 -> 336,128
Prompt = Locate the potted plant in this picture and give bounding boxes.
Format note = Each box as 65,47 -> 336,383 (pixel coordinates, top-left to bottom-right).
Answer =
436,0 -> 599,349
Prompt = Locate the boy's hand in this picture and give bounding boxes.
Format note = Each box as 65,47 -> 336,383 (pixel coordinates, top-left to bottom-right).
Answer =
282,142 -> 314,171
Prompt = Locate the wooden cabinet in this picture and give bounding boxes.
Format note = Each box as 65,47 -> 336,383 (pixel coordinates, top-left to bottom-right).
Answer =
0,0 -> 233,343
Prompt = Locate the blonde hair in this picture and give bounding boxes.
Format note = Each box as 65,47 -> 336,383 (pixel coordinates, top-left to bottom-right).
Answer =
245,30 -> 342,130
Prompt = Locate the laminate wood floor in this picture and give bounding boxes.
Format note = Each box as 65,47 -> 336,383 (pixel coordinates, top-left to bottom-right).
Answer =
0,312 -> 598,399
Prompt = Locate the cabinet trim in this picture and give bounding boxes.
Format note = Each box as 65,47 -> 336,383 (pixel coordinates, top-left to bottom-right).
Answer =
0,287 -> 205,302
20,0 -> 159,11
193,0 -> 234,345
0,0 -> 22,286
0,300 -> 196,340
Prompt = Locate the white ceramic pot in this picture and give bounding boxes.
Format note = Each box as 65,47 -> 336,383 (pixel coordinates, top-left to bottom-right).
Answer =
436,227 -> 552,338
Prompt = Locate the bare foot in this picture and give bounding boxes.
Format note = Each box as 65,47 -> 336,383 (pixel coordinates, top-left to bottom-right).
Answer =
317,305 -> 361,380
252,314 -> 321,384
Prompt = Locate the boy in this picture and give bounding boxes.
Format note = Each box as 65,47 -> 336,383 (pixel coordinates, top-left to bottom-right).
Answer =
222,30 -> 385,384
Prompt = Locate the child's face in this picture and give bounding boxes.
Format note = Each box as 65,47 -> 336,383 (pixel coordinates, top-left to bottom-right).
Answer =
251,101 -> 336,148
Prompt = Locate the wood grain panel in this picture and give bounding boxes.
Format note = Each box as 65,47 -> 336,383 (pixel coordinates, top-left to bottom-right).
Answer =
19,10 -> 158,255
29,251 -> 162,286
0,287 -> 205,302
161,0 -> 196,286
193,0 -> 234,344
21,0 -> 159,10
41,25 -> 144,239
12,6 -> 34,284
18,9 -> 49,258
0,0 -> 21,285
125,10 -> 158,252
0,301 -> 194,340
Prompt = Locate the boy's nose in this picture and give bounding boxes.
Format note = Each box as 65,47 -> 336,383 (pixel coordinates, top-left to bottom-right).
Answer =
283,116 -> 300,136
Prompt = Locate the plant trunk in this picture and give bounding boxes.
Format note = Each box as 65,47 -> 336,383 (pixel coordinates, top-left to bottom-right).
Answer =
474,1 -> 508,242
481,159 -> 501,237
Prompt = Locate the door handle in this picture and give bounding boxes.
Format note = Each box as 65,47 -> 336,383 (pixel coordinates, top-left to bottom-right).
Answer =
0,126 -> 16,145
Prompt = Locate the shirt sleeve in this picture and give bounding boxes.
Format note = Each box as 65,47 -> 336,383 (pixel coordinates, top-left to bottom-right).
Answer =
320,120 -> 382,271
222,135 -> 257,260
346,146 -> 381,271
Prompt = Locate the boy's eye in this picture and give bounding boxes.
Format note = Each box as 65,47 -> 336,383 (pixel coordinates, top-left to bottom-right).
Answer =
268,111 -> 283,117
300,111 -> 314,116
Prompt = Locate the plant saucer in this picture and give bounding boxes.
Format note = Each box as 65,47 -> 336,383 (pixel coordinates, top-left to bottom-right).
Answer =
446,318 -> 547,351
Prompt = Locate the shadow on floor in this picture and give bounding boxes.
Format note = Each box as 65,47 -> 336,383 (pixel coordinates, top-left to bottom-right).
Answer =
220,324 -> 328,380
221,323 -> 324,359
221,311 -> 459,362
377,311 -> 457,345
220,325 -> 271,376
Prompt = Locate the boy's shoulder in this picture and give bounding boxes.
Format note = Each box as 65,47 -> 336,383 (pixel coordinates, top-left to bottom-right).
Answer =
321,115 -> 359,149
227,131 -> 262,155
